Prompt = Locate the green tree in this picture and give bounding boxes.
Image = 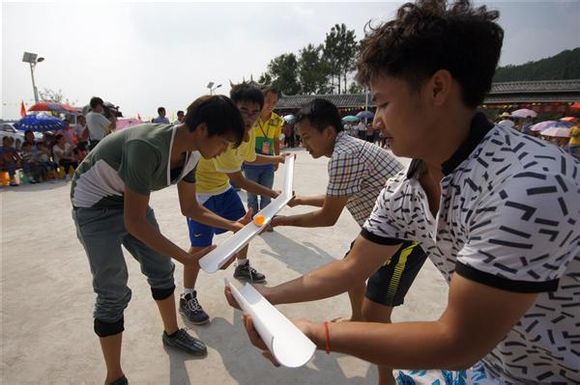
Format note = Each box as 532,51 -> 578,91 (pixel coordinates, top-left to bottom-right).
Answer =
258,72 -> 272,86
348,82 -> 364,94
323,23 -> 359,94
39,88 -> 76,105
262,53 -> 301,95
493,47 -> 580,82
298,44 -> 331,94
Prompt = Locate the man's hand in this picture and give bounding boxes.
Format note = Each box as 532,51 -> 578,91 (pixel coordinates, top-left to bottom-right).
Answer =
241,314 -> 317,367
180,245 -> 216,266
270,215 -> 289,227
224,284 -> 273,310
287,194 -> 302,207
233,208 -> 253,231
277,152 -> 295,165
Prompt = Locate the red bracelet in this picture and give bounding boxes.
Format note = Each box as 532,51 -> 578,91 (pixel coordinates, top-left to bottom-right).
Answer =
323,321 -> 331,354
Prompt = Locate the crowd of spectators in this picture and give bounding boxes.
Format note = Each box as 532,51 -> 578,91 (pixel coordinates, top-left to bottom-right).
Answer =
0,124 -> 87,186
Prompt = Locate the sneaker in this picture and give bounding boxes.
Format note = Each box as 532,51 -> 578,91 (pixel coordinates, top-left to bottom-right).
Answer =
179,291 -> 209,325
106,376 -> 128,385
233,262 -> 266,283
162,328 -> 207,356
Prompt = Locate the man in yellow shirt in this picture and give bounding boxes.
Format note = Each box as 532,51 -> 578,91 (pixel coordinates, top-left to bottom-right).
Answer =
242,86 -> 284,231
181,83 -> 286,324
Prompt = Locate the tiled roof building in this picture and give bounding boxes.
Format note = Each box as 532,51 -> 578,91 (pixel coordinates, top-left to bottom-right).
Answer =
276,79 -> 580,112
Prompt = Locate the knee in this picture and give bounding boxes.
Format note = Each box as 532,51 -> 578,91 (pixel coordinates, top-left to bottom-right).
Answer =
93,287 -> 132,326
94,316 -> 124,337
151,285 -> 175,301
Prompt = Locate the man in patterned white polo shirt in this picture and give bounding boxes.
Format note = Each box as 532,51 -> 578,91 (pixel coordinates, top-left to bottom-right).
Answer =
231,1 -> 579,384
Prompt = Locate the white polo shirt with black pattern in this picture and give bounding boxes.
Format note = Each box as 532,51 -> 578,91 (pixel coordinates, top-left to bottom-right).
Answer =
362,113 -> 580,384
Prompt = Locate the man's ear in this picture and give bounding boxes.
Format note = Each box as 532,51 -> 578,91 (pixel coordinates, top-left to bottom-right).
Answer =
429,69 -> 453,106
324,125 -> 337,139
195,122 -> 208,136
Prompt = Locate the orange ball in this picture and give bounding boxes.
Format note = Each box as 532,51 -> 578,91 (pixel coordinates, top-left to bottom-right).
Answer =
253,214 -> 266,226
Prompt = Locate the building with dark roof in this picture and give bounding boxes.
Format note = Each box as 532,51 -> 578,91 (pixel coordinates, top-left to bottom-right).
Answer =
275,79 -> 580,115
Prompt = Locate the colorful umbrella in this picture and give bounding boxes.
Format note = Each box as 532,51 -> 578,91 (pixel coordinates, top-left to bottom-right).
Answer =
511,108 -> 537,118
541,126 -> 571,138
497,119 -> 514,128
356,110 -> 374,120
342,115 -> 360,123
28,101 -> 78,113
14,114 -> 65,132
529,120 -> 570,132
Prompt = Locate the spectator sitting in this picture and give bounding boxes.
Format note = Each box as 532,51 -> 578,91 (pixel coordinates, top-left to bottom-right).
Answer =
20,142 -> 42,183
75,142 -> 88,163
23,130 -> 37,147
0,137 -> 21,186
37,142 -> 57,179
52,134 -> 78,180
60,117 -> 78,146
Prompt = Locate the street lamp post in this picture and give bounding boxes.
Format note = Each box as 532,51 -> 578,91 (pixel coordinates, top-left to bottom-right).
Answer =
207,81 -> 222,95
22,52 -> 44,103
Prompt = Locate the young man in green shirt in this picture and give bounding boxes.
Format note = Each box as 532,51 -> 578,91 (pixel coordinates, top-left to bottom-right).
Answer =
72,95 -> 248,385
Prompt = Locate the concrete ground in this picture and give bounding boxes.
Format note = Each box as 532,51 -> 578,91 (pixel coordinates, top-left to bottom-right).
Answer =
1,147 -> 448,385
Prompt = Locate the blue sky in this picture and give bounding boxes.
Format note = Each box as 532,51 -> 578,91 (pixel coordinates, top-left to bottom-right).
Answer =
2,1 -> 579,120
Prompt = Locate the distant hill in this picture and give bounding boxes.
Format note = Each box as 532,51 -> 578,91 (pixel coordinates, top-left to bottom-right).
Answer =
494,48 -> 580,82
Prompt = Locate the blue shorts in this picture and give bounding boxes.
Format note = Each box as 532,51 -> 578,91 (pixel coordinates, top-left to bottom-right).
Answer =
187,187 -> 246,247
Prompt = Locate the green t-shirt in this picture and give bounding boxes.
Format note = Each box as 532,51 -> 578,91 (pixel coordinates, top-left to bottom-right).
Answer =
71,123 -> 200,208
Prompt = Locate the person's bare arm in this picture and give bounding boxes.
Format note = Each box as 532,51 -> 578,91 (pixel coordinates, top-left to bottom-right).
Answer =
273,136 -> 281,171
227,235 -> 401,306
123,187 -> 213,265
271,195 -> 349,227
286,194 -> 326,208
248,153 -> 285,166
227,171 -> 279,199
241,273 -> 538,370
177,180 -> 247,232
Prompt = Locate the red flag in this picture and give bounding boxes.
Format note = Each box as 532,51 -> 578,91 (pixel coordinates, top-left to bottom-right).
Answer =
20,101 -> 26,117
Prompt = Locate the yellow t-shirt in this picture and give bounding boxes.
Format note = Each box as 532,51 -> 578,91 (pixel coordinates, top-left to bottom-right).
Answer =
569,125 -> 580,146
254,112 -> 283,155
195,127 -> 257,194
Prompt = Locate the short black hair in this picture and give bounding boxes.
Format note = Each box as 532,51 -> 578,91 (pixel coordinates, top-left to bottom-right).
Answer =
356,0 -> 503,108
157,107 -> 166,114
296,99 -> 344,133
177,110 -> 184,116
89,97 -> 104,109
230,83 -> 265,110
262,85 -> 280,98
184,95 -> 245,147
